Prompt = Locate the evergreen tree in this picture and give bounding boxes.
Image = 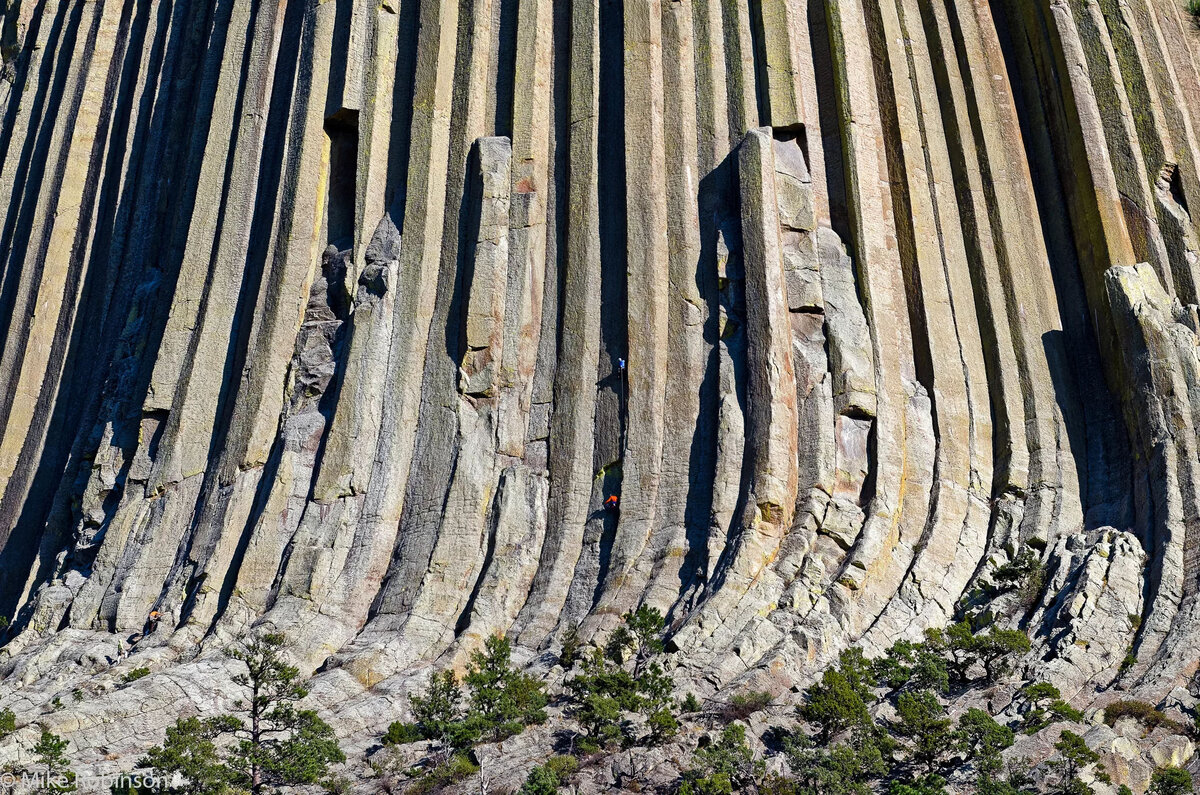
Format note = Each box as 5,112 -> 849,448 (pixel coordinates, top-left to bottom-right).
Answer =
785,728 -> 889,795
1018,683 -> 1082,733
566,610 -> 680,749
33,730 -> 76,794
957,708 -> 1014,764
559,623 -> 583,670
224,633 -> 344,794
887,775 -> 947,795
130,634 -> 344,794
926,622 -> 1029,685
138,717 -> 237,795
1149,767 -> 1193,795
893,691 -> 953,773
798,668 -> 872,743
464,634 -> 548,742
680,723 -> 763,795
872,640 -> 949,694
1046,730 -> 1105,795
606,605 -> 665,676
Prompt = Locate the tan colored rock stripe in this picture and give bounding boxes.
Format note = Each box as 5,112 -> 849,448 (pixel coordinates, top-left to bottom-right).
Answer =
1078,0 -> 1180,295
954,0 -> 1084,546
353,9 -> 399,279
370,103 -> 513,675
932,0 -> 1029,507
0,0 -> 66,300
580,0 -> 670,629
862,0 -> 992,645
176,0 -> 336,633
721,0 -> 758,136
12,0 -> 173,612
160,0 -> 297,485
1149,0 -> 1200,149
497,0 -> 553,458
1034,0 -> 1138,322
818,0 -> 914,621
627,0 -> 705,617
141,0 -> 259,422
363,0 -> 495,630
436,139 -> 526,659
462,137 -> 513,398
511,0 -> 602,646
755,0 -> 801,127
691,0 -> 730,173
100,0 -> 301,628
0,0 -> 108,500
267,0 -> 462,669
1120,0 -> 1200,303
673,128 -> 798,655
1105,264 -> 1200,680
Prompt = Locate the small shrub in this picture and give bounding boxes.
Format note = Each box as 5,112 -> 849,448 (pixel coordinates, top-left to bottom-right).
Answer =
34,730 -> 76,793
799,669 -> 871,742
1103,700 -> 1185,732
520,754 -> 579,794
798,648 -> 875,742
121,667 -> 150,684
520,765 -> 561,795
720,690 -> 772,722
381,721 -> 423,746
682,693 -> 702,713
958,707 -> 1014,762
545,755 -> 579,780
606,605 -> 666,676
567,610 -> 680,749
559,623 -> 583,670
408,752 -> 478,795
0,709 -> 15,740
872,639 -> 948,694
1149,766 -> 1193,795
465,634 -> 549,742
926,622 -> 1030,685
1019,682 -> 1083,733
785,730 -> 889,795
680,723 -> 763,795
1188,0 -> 1200,23
991,548 -> 1046,609
648,705 -> 680,744
1047,730 -> 1105,794
893,690 -> 954,772
888,775 -> 947,795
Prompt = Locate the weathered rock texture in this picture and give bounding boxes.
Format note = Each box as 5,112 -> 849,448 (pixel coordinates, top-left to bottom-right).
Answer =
1,0 -> 1200,778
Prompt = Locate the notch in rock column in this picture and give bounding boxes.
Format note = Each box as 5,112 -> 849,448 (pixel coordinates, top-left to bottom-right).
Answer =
324,109 -> 359,253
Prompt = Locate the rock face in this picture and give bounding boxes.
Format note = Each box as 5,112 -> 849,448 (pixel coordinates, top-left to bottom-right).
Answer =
0,0 -> 1199,779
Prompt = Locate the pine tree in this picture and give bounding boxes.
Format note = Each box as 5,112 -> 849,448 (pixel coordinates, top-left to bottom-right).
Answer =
798,668 -> 872,743
893,690 -> 953,773
464,634 -> 548,742
33,730 -> 76,794
138,717 -> 237,795
224,633 -> 344,794
1149,767 -> 1193,795
1047,730 -> 1105,795
606,605 -> 665,677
